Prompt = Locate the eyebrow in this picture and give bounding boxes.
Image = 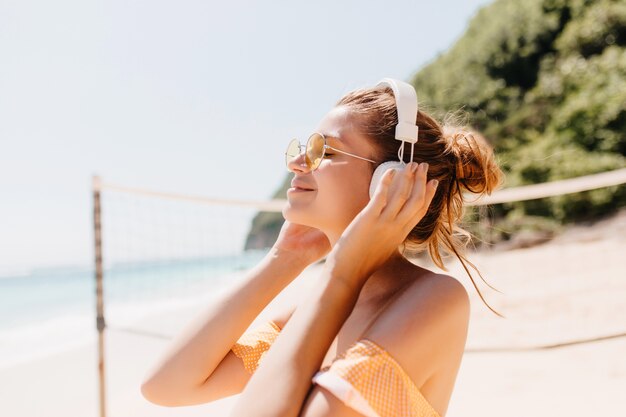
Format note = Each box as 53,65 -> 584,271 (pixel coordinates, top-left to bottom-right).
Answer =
324,136 -> 356,155
320,133 -> 344,144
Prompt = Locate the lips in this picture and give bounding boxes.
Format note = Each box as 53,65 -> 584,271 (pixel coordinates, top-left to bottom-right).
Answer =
290,181 -> 315,191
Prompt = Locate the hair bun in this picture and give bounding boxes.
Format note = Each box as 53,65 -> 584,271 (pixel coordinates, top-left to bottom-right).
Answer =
442,126 -> 504,196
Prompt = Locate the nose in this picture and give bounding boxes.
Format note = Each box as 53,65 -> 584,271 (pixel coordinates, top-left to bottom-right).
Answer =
287,148 -> 312,174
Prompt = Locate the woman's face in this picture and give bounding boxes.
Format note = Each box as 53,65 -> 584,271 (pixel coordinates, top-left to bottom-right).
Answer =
282,106 -> 378,244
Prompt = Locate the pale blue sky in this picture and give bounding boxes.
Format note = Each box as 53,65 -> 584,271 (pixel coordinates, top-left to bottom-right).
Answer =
0,0 -> 493,272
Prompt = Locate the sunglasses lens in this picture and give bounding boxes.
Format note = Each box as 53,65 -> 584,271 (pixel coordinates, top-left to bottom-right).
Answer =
285,139 -> 301,166
306,133 -> 324,170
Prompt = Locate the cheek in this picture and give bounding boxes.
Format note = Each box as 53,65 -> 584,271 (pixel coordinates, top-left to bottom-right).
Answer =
347,167 -> 373,202
326,169 -> 372,220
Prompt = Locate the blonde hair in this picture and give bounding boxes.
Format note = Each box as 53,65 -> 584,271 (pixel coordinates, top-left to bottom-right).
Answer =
336,86 -> 506,317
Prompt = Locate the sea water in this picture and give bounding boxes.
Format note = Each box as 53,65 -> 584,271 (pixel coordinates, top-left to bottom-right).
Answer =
0,249 -> 268,369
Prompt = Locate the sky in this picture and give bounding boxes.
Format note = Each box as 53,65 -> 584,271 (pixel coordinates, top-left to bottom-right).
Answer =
0,0 -> 493,273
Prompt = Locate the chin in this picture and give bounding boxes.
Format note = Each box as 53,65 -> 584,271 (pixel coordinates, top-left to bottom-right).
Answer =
282,206 -> 309,225
282,206 -> 326,230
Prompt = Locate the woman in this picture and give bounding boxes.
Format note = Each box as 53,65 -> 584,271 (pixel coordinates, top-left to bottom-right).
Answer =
141,78 -> 504,416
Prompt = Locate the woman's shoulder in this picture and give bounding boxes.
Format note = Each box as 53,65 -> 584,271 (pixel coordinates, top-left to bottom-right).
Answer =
409,270 -> 469,308
396,262 -> 469,309
395,268 -> 470,334
382,260 -> 469,310
364,268 -> 470,383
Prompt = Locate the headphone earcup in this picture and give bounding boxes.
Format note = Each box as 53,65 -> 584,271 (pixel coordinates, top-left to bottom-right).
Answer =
369,161 -> 405,199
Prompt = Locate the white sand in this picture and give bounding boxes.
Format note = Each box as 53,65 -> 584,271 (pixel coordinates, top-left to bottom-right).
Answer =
1,210 -> 625,416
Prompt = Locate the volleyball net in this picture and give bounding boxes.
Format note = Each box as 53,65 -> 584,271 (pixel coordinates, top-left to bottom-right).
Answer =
92,167 -> 626,337
93,168 -> 626,326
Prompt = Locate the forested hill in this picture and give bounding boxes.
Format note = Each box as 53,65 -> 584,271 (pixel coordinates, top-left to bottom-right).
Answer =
413,0 -> 625,223
245,0 -> 626,251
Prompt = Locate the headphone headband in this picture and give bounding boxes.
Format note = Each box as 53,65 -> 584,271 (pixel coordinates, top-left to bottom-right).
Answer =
367,78 -> 420,197
376,78 -> 419,144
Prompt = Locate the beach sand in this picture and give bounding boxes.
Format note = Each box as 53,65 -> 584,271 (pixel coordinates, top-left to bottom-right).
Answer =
1,210 -> 625,416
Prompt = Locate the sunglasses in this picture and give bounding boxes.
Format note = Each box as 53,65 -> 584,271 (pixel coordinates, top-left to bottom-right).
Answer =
285,132 -> 376,171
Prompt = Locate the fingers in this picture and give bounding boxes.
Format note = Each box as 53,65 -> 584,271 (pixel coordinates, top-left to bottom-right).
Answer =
406,178 -> 438,229
371,162 -> 438,224
368,167 -> 397,215
399,162 -> 428,214
400,162 -> 439,228
382,162 -> 417,218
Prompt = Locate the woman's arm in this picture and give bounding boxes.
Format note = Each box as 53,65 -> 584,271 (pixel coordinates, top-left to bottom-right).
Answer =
228,263 -> 364,417
140,248 -> 307,405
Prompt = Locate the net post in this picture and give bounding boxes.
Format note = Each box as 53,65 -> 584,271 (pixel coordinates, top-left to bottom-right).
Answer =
92,175 -> 107,417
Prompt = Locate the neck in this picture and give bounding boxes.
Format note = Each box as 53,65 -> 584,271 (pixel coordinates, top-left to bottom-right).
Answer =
322,228 -> 418,308
354,250 -> 416,308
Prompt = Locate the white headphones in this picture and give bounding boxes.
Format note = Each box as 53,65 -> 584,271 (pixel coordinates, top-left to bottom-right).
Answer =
368,78 -> 420,198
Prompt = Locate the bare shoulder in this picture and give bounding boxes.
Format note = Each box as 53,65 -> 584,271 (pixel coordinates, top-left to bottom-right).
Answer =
363,271 -> 470,386
378,271 -> 470,335
408,272 -> 471,320
299,272 -> 469,417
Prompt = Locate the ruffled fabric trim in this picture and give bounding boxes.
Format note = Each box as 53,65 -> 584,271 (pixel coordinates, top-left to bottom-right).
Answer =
230,320 -> 281,374
312,370 -> 381,417
311,339 -> 441,417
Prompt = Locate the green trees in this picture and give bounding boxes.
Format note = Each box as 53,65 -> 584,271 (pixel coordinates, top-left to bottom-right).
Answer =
413,0 -> 625,242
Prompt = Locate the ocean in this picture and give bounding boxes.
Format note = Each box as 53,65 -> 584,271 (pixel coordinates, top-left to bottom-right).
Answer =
0,249 -> 269,369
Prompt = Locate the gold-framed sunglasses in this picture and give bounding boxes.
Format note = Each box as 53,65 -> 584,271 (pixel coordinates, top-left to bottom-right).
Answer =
285,132 -> 376,171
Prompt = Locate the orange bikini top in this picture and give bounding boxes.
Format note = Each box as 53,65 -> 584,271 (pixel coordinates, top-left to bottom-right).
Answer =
231,320 -> 441,417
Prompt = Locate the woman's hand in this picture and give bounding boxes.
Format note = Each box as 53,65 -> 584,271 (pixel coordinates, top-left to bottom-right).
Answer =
326,162 -> 438,286
271,220 -> 332,268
